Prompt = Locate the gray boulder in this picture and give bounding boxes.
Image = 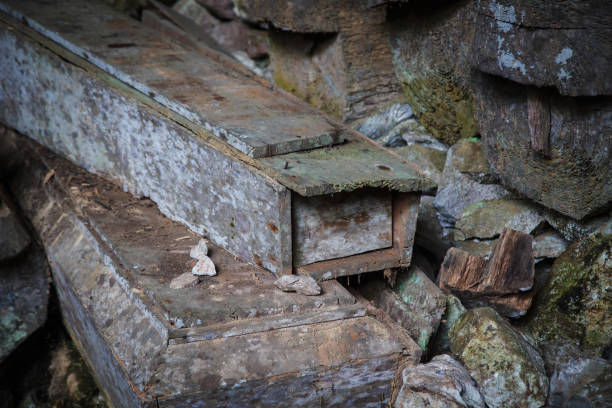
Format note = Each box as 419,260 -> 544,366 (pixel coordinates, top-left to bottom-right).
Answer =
450,307 -> 549,408
394,354 -> 485,408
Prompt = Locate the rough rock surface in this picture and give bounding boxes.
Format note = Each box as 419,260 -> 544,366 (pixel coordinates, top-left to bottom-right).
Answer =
393,266 -> 447,350
541,342 -> 612,408
273,275 -> 321,296
450,307 -> 549,408
0,245 -> 50,362
431,295 -> 467,355
389,0 -> 478,145
524,222 -> 612,357
392,144 -> 446,187
0,198 -> 30,261
435,139 -> 513,230
394,354 -> 485,408
360,266 -> 446,351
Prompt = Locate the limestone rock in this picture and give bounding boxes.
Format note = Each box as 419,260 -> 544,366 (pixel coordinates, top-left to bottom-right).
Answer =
392,144 -> 446,187
472,72 -> 611,220
533,230 -> 570,261
189,238 -> 209,260
435,139 -> 513,230
389,0 -> 478,145
0,198 -> 30,261
542,342 -> 612,408
415,195 -> 451,263
360,266 -> 446,351
524,225 -> 612,357
453,199 -> 544,241
191,256 -> 217,276
394,354 -> 485,408
356,103 -> 413,145
196,0 -> 236,20
273,275 -> 321,296
170,272 -> 200,289
450,307 -> 549,408
174,0 -> 268,59
431,295 -> 467,354
0,245 -> 50,362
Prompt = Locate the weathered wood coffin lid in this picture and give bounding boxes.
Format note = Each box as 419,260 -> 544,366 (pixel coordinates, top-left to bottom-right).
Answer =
0,0 -> 433,277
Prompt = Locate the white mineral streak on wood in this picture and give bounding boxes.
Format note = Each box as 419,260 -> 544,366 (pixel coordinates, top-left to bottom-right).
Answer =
293,190 -> 393,266
0,0 -> 341,158
0,24 -> 290,274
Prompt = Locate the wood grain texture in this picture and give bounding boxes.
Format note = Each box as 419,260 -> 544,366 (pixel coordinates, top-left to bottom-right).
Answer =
0,21 -> 292,274
293,189 -> 392,266
471,0 -> 612,96
0,0 -> 342,158
472,72 -> 612,220
482,228 -> 534,295
438,247 -> 488,298
527,90 -> 551,157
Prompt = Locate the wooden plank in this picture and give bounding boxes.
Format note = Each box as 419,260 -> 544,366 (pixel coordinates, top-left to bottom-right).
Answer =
293,189 -> 392,266
261,132 -> 435,196
393,193 -> 420,264
0,22 -> 292,274
438,248 -> 488,299
0,0 -> 343,158
168,304 -> 366,344
297,248 -> 401,281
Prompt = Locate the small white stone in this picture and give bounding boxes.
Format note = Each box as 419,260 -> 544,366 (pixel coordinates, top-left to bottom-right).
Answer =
273,275 -> 321,296
192,256 -> 216,276
189,239 -> 208,260
169,272 -> 199,289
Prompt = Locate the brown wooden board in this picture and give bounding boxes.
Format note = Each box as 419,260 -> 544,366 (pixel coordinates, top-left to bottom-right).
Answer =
0,19 -> 293,274
292,189 -> 392,266
0,0 -> 342,158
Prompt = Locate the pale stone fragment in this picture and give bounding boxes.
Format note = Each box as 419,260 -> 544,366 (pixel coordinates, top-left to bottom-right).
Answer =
192,256 -> 216,276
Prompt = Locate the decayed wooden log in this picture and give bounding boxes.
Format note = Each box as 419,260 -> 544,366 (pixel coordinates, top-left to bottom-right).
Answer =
471,0 -> 612,96
439,228 -> 536,317
482,228 -> 534,295
473,73 -> 612,220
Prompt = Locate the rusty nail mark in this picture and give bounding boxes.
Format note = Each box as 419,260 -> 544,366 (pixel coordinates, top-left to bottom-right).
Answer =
266,222 -> 279,233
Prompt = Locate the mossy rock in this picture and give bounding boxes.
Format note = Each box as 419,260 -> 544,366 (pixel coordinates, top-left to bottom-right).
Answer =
389,0 -> 478,145
450,307 -> 549,408
523,228 -> 612,357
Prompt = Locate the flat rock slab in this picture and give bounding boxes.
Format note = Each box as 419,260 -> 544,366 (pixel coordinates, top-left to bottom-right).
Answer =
6,134 -> 420,407
0,244 -> 50,362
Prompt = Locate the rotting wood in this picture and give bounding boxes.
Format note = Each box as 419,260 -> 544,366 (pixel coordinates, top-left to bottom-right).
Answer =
297,248 -> 401,281
0,0 -> 431,278
0,0 -> 342,159
292,189 -> 392,266
527,90 -> 551,157
5,130 -> 417,407
482,228 -> 535,295
438,229 -> 537,317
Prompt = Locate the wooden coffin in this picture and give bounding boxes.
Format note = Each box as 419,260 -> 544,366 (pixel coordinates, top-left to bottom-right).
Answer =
4,130 -> 421,407
0,0 -> 432,279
